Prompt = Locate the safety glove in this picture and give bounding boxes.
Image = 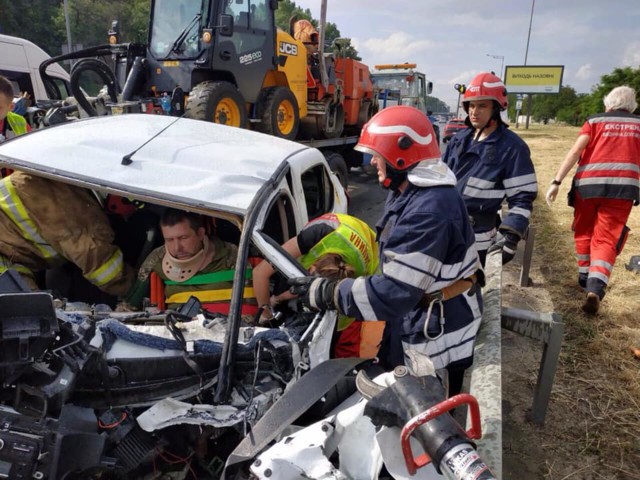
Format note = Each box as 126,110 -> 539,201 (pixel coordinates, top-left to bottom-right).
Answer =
488,231 -> 520,265
288,276 -> 339,312
466,268 -> 486,297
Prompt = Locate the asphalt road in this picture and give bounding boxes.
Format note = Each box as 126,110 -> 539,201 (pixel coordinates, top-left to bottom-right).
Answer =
346,166 -> 387,228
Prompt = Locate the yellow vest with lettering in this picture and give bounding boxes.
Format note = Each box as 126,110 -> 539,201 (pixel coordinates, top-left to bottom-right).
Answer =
299,214 -> 379,276
5,112 -> 28,137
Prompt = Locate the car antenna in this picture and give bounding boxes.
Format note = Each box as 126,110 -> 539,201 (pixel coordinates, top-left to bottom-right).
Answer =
121,115 -> 184,166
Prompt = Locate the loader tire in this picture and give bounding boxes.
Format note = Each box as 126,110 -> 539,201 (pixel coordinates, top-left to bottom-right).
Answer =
185,81 -> 248,128
255,87 -> 299,140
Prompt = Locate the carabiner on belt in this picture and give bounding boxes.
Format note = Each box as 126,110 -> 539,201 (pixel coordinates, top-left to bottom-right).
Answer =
423,296 -> 445,341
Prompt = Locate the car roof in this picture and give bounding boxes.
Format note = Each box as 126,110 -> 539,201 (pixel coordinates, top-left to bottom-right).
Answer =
0,115 -> 309,216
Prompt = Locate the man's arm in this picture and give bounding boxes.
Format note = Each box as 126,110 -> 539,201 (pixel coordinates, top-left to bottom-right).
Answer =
252,236 -> 301,320
499,141 -> 538,238
121,247 -> 165,309
546,134 -> 589,206
337,213 -> 477,321
16,175 -> 135,297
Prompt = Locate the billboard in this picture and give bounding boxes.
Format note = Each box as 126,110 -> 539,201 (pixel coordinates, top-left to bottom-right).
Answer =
503,65 -> 564,94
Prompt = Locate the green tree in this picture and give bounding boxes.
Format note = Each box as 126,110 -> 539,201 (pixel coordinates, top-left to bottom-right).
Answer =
556,94 -> 588,126
274,0 -> 313,33
585,66 -> 640,116
52,0 -> 149,49
0,0 -> 65,56
324,23 -> 360,61
126,0 -> 152,43
426,96 -> 450,113
274,0 -> 360,60
531,86 -> 578,124
319,22 -> 361,60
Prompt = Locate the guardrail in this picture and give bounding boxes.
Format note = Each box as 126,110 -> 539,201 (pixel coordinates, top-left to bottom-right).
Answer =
501,307 -> 564,425
468,237 -> 564,479
468,250 -> 503,476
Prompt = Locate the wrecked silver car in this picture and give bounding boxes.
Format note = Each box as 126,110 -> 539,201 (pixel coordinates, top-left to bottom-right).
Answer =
0,115 -> 493,480
0,114 -> 355,479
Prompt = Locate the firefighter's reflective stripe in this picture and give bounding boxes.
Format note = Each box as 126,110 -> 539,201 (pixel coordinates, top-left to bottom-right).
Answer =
442,123 -> 537,239
166,287 -> 255,304
0,178 -> 59,259
85,249 -> 124,287
163,268 -> 252,285
337,178 -> 483,371
574,112 -> 640,202
0,254 -> 33,276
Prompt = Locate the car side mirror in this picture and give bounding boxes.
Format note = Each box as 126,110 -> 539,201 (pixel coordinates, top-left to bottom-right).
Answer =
219,14 -> 234,37
426,81 -> 433,95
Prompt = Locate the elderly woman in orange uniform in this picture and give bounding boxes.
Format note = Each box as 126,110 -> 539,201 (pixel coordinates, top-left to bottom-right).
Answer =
546,86 -> 640,314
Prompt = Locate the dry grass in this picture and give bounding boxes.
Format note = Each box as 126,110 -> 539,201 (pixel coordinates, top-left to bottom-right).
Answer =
511,124 -> 640,478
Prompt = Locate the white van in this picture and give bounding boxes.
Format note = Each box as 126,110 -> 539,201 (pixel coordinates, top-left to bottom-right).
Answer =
0,34 -> 70,103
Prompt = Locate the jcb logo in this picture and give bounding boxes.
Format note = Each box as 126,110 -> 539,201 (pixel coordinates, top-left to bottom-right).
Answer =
279,42 -> 298,56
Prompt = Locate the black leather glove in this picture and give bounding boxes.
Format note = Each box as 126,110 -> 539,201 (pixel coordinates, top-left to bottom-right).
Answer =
466,268 -> 486,297
488,232 -> 520,265
288,276 -> 338,311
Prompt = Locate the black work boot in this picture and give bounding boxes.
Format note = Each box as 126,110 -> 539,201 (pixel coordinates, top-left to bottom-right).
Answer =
578,273 -> 587,290
582,278 -> 606,315
581,292 -> 600,315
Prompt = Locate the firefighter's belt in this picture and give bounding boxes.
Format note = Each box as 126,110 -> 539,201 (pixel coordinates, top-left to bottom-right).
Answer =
418,273 -> 478,308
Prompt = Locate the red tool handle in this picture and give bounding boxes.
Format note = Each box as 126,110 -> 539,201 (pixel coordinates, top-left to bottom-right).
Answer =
400,393 -> 482,475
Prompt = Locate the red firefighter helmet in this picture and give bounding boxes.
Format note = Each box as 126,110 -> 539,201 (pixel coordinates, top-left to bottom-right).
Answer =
106,194 -> 140,218
354,105 -> 441,171
463,72 -> 508,111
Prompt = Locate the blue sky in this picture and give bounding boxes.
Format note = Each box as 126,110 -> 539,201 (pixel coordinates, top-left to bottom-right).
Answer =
293,0 -> 640,111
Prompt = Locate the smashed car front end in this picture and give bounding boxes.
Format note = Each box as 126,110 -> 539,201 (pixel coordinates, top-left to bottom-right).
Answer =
0,115 -> 348,478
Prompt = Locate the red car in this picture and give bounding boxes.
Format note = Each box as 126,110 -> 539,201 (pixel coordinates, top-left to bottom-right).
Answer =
442,118 -> 467,143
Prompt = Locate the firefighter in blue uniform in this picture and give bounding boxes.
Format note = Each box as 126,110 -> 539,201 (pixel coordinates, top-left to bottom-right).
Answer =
443,72 -> 537,265
291,105 -> 483,396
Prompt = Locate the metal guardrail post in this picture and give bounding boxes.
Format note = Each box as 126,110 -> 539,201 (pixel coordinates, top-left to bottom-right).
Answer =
468,249 -> 502,478
519,225 -> 535,287
501,307 -> 564,425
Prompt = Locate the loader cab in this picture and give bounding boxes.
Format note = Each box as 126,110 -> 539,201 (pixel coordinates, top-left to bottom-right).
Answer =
147,0 -> 277,105
149,0 -> 210,59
